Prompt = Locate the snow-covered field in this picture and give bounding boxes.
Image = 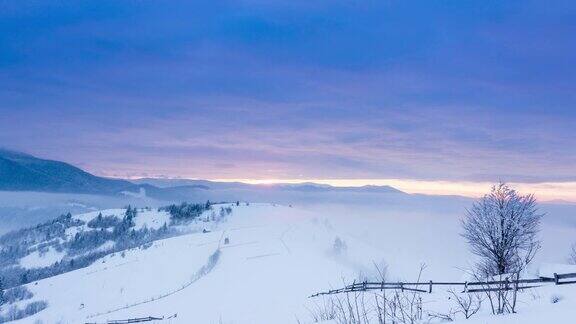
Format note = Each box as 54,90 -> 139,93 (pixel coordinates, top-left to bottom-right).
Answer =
7,201 -> 576,324
19,248 -> 66,269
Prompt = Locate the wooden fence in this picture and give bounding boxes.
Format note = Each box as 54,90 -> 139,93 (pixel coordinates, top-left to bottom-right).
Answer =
85,316 -> 164,324
310,272 -> 576,298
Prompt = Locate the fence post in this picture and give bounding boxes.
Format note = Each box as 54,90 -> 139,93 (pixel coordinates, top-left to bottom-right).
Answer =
400,282 -> 404,292
554,273 -> 559,285
428,280 -> 433,293
464,281 -> 468,293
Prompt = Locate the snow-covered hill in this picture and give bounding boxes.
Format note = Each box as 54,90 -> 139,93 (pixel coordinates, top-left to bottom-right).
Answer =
3,202 -> 576,323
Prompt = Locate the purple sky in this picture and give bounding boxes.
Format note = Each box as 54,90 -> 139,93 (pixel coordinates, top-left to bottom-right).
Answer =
1,0 -> 575,183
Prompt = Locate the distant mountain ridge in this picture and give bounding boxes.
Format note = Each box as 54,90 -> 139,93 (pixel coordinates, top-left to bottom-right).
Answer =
0,149 -> 137,195
0,149 -> 404,198
132,178 -> 404,194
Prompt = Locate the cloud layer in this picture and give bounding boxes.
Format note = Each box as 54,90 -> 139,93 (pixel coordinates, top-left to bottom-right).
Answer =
1,0 -> 575,183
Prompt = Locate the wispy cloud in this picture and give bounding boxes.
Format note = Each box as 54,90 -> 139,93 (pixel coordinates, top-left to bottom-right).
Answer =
1,0 -> 575,185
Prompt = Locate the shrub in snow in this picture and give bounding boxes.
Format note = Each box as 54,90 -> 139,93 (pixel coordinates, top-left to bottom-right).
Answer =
311,266 -> 426,324
307,297 -> 336,322
448,289 -> 482,319
550,294 -> 563,304
332,237 -> 347,256
218,206 -> 232,221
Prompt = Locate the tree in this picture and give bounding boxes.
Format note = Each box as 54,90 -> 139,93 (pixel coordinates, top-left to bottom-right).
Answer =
115,206 -> 137,234
0,276 -> 4,307
124,206 -> 137,226
462,182 -> 542,313
20,271 -> 28,285
570,243 -> 576,264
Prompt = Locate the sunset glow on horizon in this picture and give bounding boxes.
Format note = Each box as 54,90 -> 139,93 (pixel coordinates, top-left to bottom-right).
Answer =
206,178 -> 576,203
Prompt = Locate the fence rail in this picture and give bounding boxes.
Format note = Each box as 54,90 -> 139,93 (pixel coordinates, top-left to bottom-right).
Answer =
85,316 -> 164,324
310,272 -> 576,298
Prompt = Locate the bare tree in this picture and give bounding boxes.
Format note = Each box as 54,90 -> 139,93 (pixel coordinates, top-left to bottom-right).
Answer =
462,182 -> 542,313
306,297 -> 336,323
569,243 -> 576,264
448,289 -> 482,319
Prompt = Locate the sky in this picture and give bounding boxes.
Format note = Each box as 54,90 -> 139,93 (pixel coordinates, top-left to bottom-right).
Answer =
1,1 -> 576,199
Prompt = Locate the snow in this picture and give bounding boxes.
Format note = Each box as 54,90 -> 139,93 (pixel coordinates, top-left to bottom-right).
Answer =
458,284 -> 576,324
73,209 -> 125,223
93,240 -> 116,253
11,201 -> 576,323
20,232 -> 217,323
19,247 -> 65,269
539,263 -> 576,278
64,225 -> 83,239
133,209 -> 171,230
71,208 -> 171,231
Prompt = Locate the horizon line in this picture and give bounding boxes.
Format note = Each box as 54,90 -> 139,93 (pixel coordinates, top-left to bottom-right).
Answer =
122,176 -> 576,203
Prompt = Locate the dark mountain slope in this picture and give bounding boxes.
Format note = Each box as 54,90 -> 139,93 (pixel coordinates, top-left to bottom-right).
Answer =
0,149 -> 136,194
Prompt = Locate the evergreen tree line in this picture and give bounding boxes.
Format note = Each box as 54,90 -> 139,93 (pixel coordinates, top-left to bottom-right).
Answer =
0,203 -> 233,290
0,213 -> 84,268
160,201 -> 212,223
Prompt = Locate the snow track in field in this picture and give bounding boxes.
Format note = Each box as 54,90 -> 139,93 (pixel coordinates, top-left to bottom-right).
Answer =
279,225 -> 294,254
87,248 -> 221,319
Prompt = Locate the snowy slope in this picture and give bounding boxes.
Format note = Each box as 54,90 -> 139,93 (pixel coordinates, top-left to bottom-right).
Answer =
449,282 -> 576,324
9,202 -> 576,324
19,248 -> 66,269
13,204 -> 371,323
